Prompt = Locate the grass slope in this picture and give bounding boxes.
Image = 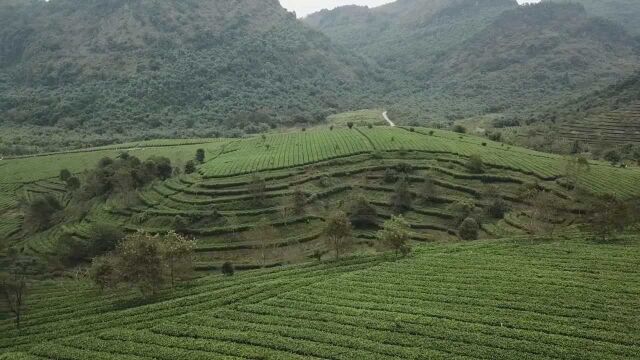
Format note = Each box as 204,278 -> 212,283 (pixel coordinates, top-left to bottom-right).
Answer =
1,236 -> 639,358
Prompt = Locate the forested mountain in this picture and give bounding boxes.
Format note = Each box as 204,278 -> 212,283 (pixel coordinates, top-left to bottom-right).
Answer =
306,1 -> 640,124
0,0 -> 381,152
549,0 -> 640,36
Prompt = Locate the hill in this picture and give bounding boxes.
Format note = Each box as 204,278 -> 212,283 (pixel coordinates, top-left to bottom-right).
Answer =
3,122 -> 640,270
550,0 -> 640,36
1,236 -> 639,358
0,0 -> 381,153
306,1 -> 640,124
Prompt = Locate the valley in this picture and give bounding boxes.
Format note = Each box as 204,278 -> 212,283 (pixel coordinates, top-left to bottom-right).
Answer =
1,0 -> 640,358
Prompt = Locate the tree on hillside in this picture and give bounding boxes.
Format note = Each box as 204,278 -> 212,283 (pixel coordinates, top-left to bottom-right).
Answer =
89,255 -> 118,292
249,174 -> 267,205
391,176 -> 412,213
459,217 -> 480,240
586,194 -> 632,241
325,211 -> 352,260
115,232 -> 165,297
564,155 -> 590,190
226,214 -> 240,238
65,176 -> 81,191
0,257 -> 33,330
449,199 -> 476,225
59,169 -> 71,182
418,174 -> 436,204
247,218 -> 279,267
466,155 -> 484,174
88,223 -> 125,256
23,194 -> 63,233
195,149 -> 205,163
484,186 -> 509,219
292,188 -> 307,215
184,160 -> 196,174
161,231 -> 196,289
376,215 -> 411,259
527,190 -> 563,236
348,194 -> 378,228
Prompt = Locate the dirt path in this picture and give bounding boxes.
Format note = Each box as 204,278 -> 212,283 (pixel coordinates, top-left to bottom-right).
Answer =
382,111 -> 395,127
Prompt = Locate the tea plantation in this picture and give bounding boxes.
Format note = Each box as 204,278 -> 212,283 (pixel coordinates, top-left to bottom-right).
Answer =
3,126 -> 640,269
1,236 -> 639,359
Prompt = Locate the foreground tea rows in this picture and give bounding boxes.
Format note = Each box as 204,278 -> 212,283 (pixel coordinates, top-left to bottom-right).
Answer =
1,235 -> 638,359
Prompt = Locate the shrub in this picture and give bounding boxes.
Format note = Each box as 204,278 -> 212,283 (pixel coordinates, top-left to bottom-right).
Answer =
172,215 -> 189,234
453,125 -> 466,134
367,124 -> 373,129
348,194 -> 378,228
329,125 -> 334,131
410,127 -> 415,132
347,122 -> 354,129
222,262 -> 235,276
383,168 -> 398,183
184,160 -> 196,174
65,176 -> 81,191
59,169 -> 71,181
482,142 -> 487,147
466,155 -> 484,174
89,256 -> 117,292
604,150 -> 621,164
429,130 -> 435,136
394,163 -> 413,174
88,223 -> 125,256
23,195 -> 62,232
459,218 -> 480,240
487,198 -> 509,219
488,132 -> 502,142
195,149 -> 205,163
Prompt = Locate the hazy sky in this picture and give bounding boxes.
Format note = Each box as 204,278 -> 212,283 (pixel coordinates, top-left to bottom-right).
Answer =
280,0 -> 542,17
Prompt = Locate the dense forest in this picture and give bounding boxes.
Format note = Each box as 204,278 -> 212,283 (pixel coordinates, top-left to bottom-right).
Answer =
307,0 -> 640,124
0,0 -> 384,153
1,0 -> 639,154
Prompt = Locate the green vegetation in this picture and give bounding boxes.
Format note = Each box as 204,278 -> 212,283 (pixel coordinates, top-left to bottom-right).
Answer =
3,124 -> 640,272
327,109 -> 386,127
0,0 -> 379,152
1,236 -> 639,358
307,1 -> 640,125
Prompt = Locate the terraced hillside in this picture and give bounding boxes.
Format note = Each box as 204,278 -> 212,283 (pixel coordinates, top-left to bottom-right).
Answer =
559,102 -> 640,145
1,236 -> 639,359
4,126 -> 640,271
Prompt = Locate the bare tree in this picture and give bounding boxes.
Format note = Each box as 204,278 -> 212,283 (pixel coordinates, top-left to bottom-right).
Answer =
325,211 -> 353,260
1,258 -> 31,330
246,218 -> 279,267
161,231 -> 196,289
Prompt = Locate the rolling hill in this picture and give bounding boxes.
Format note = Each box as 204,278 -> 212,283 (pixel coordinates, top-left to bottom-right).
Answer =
3,119 -> 640,269
0,0 -> 381,152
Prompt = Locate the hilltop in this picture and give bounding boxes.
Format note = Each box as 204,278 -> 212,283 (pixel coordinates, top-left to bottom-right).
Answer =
0,0 -> 380,152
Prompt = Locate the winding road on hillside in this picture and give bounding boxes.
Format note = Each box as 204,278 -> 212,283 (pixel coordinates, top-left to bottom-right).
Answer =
383,111 -> 395,127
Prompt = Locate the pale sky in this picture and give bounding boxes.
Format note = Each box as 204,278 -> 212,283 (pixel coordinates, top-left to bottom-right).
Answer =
280,0 -> 542,17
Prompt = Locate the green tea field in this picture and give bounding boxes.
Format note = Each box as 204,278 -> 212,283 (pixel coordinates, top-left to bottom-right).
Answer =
1,236 -> 639,359
3,126 -> 640,270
